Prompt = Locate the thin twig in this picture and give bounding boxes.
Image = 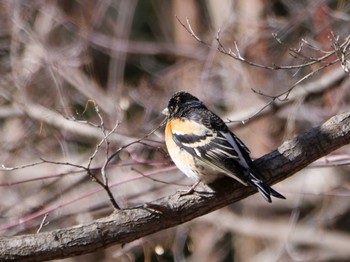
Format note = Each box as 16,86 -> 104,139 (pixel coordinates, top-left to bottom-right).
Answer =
40,158 -> 87,170
36,213 -> 49,234
1,160 -> 46,171
131,167 -> 188,187
82,102 -> 121,209
175,15 -> 209,46
103,117 -> 167,173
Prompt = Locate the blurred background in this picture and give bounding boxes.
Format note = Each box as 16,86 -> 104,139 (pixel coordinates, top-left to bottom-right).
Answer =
0,0 -> 349,261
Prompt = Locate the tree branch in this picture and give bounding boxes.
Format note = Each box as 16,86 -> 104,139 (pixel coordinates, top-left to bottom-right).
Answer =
1,112 -> 350,262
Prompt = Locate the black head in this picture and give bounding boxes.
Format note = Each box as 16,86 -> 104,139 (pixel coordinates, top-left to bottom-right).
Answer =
165,91 -> 205,118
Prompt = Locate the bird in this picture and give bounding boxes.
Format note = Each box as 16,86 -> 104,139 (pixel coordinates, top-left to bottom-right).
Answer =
163,91 -> 285,203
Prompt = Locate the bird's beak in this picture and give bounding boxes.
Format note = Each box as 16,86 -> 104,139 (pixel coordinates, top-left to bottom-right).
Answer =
162,107 -> 169,116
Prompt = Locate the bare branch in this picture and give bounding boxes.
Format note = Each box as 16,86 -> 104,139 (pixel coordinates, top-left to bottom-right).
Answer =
226,67 -> 346,125
175,17 -> 350,125
1,111 -> 349,261
177,16 -> 347,71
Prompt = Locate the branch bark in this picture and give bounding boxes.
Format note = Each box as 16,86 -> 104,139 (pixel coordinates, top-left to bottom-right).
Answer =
1,112 -> 350,262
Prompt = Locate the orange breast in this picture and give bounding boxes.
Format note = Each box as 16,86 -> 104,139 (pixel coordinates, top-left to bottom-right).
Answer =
165,119 -> 221,182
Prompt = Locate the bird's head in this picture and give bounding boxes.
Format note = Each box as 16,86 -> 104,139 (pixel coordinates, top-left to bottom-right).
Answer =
163,91 -> 204,118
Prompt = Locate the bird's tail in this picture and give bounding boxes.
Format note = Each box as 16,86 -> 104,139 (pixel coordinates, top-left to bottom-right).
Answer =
247,170 -> 285,203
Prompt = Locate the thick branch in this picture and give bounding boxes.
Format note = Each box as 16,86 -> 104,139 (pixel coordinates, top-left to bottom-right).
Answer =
1,112 -> 350,262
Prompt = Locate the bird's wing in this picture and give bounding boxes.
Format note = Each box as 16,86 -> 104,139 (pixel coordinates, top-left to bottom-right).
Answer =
170,118 -> 250,185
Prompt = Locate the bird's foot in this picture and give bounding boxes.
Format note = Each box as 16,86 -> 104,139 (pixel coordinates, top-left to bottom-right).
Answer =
177,181 -> 200,197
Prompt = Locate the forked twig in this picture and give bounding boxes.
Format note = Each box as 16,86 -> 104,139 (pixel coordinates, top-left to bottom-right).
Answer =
176,16 -> 350,123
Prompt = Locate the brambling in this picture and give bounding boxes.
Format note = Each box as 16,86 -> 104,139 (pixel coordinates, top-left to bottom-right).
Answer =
163,91 -> 285,203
